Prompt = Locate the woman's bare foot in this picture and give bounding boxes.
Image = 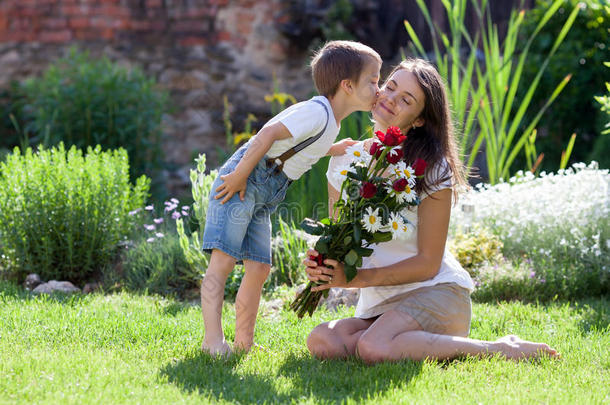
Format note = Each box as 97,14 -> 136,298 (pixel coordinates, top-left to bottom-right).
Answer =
201,339 -> 232,357
492,335 -> 560,360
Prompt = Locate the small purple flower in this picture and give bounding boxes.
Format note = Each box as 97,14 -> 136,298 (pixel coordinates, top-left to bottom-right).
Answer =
145,205 -> 154,211
529,271 -> 536,279
170,198 -> 179,204
182,206 -> 190,211
172,211 -> 181,220
165,204 -> 178,213
181,211 -> 189,217
144,224 -> 156,231
128,208 -> 142,216
153,218 -> 164,224
164,201 -> 172,206
540,278 -> 546,284
146,237 -> 155,243
155,232 -> 164,238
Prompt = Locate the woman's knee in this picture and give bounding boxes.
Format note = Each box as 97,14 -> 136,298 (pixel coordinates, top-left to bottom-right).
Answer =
306,324 -> 331,355
356,334 -> 389,364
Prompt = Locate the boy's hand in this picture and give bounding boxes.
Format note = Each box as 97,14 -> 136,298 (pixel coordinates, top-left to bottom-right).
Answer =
214,169 -> 248,204
327,138 -> 359,156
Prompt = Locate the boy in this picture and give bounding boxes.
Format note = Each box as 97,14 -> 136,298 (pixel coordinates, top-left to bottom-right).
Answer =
201,40 -> 381,356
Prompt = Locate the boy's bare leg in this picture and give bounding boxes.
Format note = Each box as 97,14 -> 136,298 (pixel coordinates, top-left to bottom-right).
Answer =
233,260 -> 271,352
201,249 -> 235,356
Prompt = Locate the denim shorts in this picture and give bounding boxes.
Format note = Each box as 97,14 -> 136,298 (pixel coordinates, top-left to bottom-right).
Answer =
202,142 -> 292,265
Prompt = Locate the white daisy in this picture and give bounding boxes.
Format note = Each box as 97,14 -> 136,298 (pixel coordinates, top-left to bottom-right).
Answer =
361,206 -> 382,233
395,183 -> 417,204
393,161 -> 415,181
345,143 -> 371,164
398,220 -> 415,240
388,212 -> 405,240
333,163 -> 355,185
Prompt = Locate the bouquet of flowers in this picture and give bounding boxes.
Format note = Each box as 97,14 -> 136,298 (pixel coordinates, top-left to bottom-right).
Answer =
290,126 -> 426,318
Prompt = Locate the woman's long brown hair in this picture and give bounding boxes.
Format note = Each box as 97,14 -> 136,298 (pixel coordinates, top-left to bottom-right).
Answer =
386,58 -> 468,201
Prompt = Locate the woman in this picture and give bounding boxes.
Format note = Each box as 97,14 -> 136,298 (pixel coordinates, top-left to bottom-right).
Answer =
304,58 -> 559,363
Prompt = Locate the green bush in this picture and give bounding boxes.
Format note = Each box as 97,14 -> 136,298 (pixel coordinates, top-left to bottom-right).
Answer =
17,48 -> 168,194
122,233 -> 201,299
0,143 -> 149,283
518,0 -> 609,169
448,226 -> 504,276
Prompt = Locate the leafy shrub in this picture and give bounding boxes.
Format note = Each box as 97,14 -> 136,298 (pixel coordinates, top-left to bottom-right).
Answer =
0,143 -> 149,283
518,0 -> 610,169
448,226 -> 504,276
451,162 -> 610,299
470,259 -> 544,302
269,218 -> 310,288
17,48 -> 168,193
122,233 -> 201,299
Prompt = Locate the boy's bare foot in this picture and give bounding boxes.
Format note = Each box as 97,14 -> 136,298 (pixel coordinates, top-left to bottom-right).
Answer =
201,339 -> 232,357
232,342 -> 268,354
492,335 -> 560,360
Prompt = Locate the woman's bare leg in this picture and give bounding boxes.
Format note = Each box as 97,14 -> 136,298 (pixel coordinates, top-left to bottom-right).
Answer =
306,317 -> 376,359
356,310 -> 560,364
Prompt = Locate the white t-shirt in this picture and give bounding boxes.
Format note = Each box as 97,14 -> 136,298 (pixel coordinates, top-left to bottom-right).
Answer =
326,146 -> 474,318
265,96 -> 340,180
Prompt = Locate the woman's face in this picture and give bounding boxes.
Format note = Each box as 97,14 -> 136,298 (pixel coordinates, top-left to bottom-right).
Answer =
373,69 -> 426,131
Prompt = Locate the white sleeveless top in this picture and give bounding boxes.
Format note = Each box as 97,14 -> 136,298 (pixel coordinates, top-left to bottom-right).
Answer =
326,146 -> 474,318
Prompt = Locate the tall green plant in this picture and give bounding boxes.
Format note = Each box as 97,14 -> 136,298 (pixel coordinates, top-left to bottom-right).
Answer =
405,0 -> 579,183
0,144 -> 149,282
404,0 -> 486,171
176,153 -> 217,272
474,1 -> 579,183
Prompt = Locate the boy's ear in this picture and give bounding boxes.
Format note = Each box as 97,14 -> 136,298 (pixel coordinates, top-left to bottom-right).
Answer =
339,78 -> 354,95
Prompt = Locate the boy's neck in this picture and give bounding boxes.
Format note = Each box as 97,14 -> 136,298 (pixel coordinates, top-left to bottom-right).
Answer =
325,94 -> 357,127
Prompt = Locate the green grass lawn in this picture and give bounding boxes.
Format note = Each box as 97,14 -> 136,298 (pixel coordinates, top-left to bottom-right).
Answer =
1,281 -> 608,404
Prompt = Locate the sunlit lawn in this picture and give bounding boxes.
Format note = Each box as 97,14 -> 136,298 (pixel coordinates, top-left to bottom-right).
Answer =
0,281 -> 608,404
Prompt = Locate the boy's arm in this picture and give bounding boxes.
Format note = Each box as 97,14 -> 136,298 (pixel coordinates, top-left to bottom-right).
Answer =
326,138 -> 358,156
214,121 -> 292,204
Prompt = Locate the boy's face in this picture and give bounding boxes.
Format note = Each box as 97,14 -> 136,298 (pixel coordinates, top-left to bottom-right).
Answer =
351,56 -> 381,111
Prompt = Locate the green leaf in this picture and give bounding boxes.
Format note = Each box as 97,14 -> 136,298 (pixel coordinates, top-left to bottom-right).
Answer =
344,249 -> 358,266
344,264 -> 357,282
371,232 -> 393,244
343,235 -> 352,246
315,239 -> 329,255
300,218 -> 325,236
353,223 -> 361,243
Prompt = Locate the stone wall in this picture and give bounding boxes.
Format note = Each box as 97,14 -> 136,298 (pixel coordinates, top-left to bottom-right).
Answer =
0,0 -> 314,194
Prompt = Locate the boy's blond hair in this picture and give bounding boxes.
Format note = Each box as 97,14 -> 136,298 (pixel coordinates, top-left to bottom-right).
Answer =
311,40 -> 381,98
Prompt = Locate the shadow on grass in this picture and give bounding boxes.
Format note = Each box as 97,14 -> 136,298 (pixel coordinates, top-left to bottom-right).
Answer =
161,351 -> 422,403
160,351 -> 291,403
573,298 -> 610,334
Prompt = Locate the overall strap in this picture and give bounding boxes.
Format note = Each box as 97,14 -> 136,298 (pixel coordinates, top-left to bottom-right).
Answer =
268,99 -> 330,171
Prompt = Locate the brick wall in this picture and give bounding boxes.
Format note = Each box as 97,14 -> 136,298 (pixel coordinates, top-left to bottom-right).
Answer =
0,0 -> 312,194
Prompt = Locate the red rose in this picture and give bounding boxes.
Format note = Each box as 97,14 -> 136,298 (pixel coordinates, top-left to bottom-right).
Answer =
381,126 -> 407,146
375,130 -> 386,144
359,182 -> 377,199
309,253 -> 325,267
386,147 -> 404,164
369,140 -> 383,158
413,158 -> 427,176
392,178 -> 408,192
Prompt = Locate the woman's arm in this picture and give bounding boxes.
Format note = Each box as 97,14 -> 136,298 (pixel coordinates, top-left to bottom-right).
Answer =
306,187 -> 452,290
